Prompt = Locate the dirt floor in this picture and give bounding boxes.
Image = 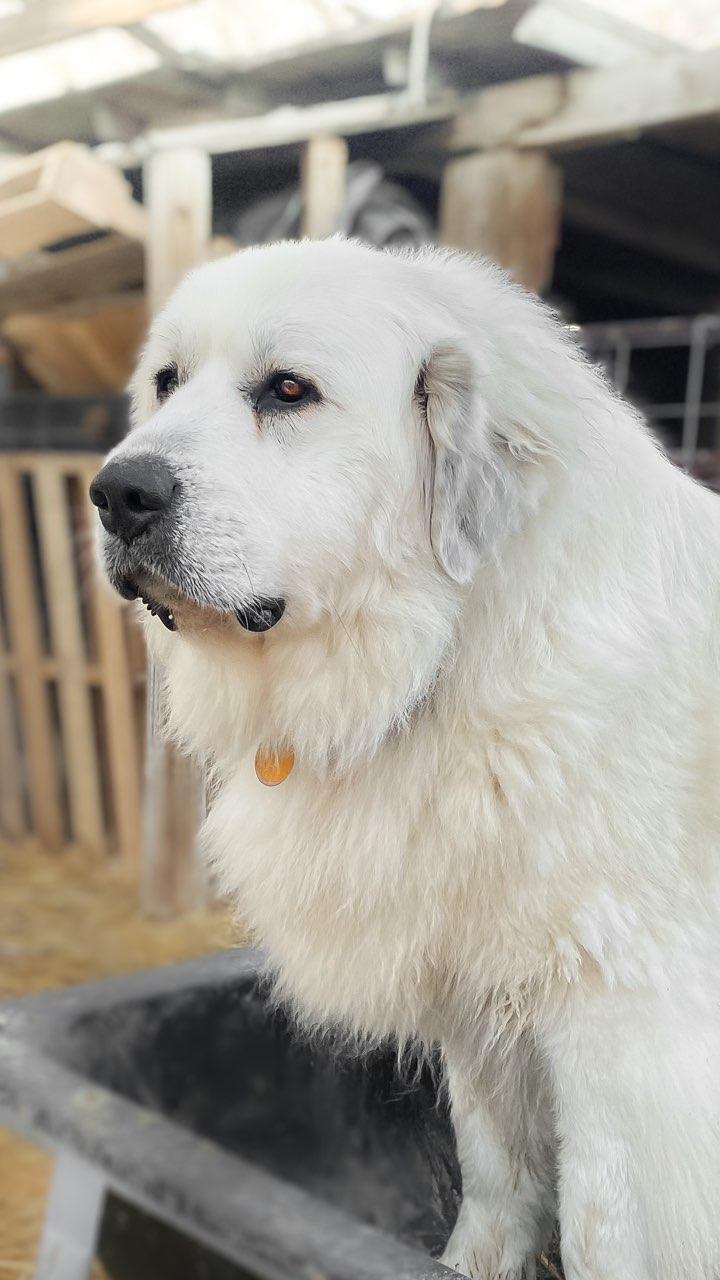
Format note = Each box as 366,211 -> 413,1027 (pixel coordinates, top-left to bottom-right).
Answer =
0,838 -> 233,1280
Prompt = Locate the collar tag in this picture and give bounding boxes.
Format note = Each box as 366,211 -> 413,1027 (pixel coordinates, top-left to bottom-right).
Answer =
255,745 -> 295,786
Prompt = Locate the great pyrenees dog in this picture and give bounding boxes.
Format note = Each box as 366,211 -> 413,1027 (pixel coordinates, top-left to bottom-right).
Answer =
91,238 -> 720,1280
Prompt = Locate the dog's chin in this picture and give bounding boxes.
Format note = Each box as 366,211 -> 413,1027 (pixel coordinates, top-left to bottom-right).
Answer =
111,570 -> 285,637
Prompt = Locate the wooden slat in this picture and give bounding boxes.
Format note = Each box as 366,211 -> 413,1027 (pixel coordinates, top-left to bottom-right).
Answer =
78,458 -> 141,868
0,651 -> 102,682
32,459 -> 106,853
0,641 -> 24,839
0,460 -> 63,846
0,492 -> 25,838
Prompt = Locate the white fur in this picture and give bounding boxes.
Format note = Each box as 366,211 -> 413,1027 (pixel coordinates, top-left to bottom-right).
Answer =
103,239 -> 720,1280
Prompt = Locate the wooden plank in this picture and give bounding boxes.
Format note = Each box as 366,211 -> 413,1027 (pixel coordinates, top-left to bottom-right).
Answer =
2,293 -> 147,394
32,458 -> 106,854
0,192 -> 96,259
0,0 -> 185,57
0,143 -> 146,260
78,458 -> 141,868
301,135 -> 348,239
47,143 -> 146,239
448,48 -> 720,154
0,235 -> 144,319
439,149 -> 562,294
0,460 -> 63,847
144,147 -> 212,311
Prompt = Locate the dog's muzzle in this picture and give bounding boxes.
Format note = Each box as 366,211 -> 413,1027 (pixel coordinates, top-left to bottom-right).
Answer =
90,456 -> 286,635
90,454 -> 178,545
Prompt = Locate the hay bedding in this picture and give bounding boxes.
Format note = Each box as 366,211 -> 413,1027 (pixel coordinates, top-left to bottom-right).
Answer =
0,838 -> 230,1277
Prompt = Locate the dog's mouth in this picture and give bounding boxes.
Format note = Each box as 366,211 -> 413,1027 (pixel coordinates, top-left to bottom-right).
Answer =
118,575 -> 178,631
117,573 -> 285,635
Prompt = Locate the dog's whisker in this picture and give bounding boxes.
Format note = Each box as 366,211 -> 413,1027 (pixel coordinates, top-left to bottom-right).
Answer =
330,603 -> 363,662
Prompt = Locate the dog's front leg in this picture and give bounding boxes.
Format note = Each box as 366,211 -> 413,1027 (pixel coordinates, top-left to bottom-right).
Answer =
441,1036 -> 556,1280
544,980 -> 720,1280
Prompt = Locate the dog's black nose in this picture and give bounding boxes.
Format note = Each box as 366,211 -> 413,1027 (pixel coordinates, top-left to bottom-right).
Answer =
90,455 -> 177,543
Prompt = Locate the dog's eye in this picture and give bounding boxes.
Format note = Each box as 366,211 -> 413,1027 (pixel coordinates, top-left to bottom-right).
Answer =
274,376 -> 305,403
257,371 -> 318,412
155,364 -> 179,403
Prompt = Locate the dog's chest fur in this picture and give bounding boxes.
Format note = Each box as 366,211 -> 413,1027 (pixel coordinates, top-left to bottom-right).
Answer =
201,687 -> 660,1046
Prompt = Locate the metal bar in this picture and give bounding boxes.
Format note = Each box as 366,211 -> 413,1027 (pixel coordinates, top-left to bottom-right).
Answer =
582,315 -> 720,351
681,318 -> 710,468
613,336 -> 631,394
34,1152 -> 106,1280
634,401 -> 720,419
406,2 -> 440,106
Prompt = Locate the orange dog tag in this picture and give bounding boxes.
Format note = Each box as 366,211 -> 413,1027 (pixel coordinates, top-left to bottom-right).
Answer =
255,745 -> 295,786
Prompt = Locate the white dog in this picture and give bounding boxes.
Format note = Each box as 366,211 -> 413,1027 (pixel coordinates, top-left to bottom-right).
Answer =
91,238 -> 720,1280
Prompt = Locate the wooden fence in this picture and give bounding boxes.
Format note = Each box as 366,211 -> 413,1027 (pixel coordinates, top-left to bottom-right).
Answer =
0,450 -> 143,867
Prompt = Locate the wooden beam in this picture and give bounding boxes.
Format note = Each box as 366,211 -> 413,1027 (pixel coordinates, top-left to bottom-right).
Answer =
99,91 -> 454,167
301,135 -> 348,239
439,149 -> 562,294
448,48 -> 720,154
0,0 -> 185,57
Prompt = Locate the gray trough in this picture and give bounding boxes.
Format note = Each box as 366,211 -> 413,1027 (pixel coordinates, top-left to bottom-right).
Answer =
0,948 -> 462,1280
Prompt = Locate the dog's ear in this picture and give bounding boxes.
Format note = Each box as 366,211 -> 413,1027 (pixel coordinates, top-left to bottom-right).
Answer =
418,343 -> 488,585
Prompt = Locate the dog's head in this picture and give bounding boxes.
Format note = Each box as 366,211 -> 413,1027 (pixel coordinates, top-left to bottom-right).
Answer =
91,239 -> 574,763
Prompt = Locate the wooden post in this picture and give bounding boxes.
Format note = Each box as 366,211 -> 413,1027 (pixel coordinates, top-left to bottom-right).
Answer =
145,147 -> 212,312
141,146 -> 212,917
301,135 -> 348,239
439,149 -> 562,295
